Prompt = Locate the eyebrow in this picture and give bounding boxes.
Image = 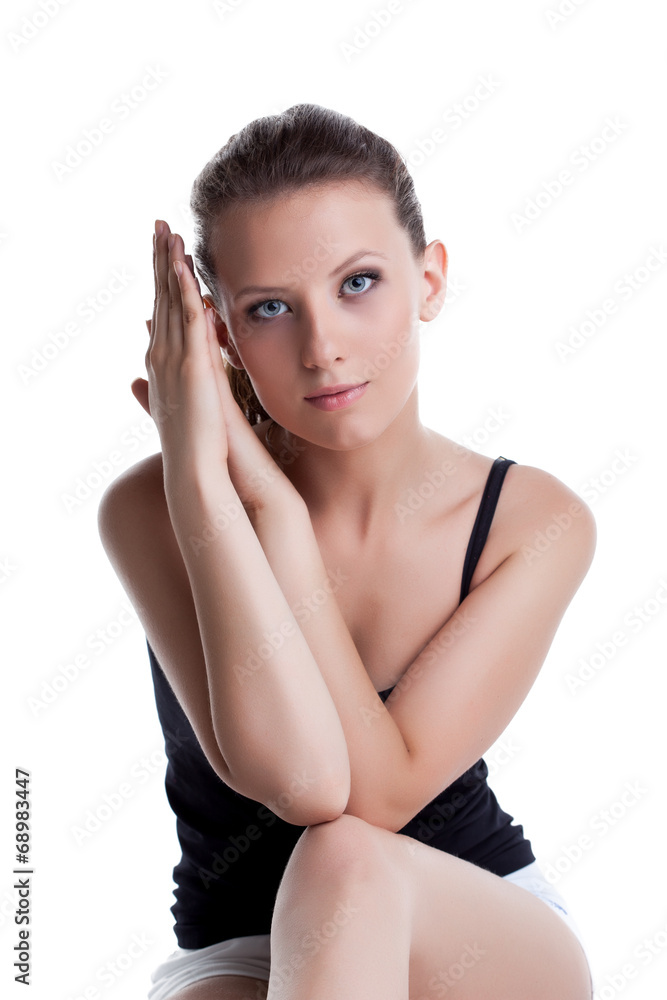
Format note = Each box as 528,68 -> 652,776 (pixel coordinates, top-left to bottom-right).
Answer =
232,249 -> 390,302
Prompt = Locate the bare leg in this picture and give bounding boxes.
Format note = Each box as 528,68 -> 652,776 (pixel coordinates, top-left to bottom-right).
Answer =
267,814 -> 592,1000
268,816 -> 412,999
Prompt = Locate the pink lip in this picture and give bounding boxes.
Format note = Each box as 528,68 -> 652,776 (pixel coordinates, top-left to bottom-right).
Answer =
304,382 -> 366,398
304,382 -> 369,411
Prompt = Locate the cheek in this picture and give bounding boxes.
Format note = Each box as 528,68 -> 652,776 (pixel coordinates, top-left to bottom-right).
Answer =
235,340 -> 291,414
371,301 -> 421,378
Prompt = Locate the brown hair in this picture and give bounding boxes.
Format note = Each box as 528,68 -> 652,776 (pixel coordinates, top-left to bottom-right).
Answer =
189,103 -> 428,427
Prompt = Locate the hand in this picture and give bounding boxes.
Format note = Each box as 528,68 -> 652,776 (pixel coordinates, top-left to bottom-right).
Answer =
138,220 -> 302,514
141,220 -> 232,491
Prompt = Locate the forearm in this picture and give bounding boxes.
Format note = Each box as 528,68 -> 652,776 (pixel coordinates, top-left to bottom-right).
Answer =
165,470 -> 350,824
249,491 -> 412,824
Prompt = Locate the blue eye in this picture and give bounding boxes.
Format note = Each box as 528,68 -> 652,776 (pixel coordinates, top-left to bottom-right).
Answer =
341,272 -> 377,294
252,299 -> 288,320
247,270 -> 381,322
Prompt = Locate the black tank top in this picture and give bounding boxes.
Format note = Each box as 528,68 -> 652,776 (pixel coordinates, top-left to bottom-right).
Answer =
147,455 -> 535,948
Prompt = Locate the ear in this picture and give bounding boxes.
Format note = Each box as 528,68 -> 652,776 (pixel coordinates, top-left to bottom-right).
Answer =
418,240 -> 448,323
202,293 -> 244,369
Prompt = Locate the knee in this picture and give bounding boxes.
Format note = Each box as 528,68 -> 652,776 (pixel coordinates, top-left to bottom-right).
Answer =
290,813 -> 393,884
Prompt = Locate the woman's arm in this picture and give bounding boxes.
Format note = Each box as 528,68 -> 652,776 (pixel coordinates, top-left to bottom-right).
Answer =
98,452 -> 351,827
171,467 -> 413,819
169,469 -> 356,821
244,463 -> 596,832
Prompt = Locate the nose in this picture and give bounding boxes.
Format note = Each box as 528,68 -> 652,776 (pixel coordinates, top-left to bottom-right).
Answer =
298,299 -> 349,370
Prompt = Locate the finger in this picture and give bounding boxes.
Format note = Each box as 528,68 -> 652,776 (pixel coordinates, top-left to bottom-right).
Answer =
151,219 -> 171,357
167,230 -> 186,349
131,377 -> 151,417
145,318 -> 152,335
173,251 -> 210,361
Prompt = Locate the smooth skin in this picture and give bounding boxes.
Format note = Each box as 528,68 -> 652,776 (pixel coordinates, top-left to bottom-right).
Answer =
99,181 -> 595,998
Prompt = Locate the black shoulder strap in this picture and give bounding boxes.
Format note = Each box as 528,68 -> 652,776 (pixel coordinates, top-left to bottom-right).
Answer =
459,457 -> 516,604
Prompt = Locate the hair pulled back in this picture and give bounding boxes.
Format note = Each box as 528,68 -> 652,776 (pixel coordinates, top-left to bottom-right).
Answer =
190,103 -> 427,426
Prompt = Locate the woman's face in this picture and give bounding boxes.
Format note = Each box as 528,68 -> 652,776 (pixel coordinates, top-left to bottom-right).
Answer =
209,179 -> 446,451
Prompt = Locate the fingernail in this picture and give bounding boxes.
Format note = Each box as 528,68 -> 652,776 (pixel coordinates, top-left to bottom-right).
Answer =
168,233 -> 175,251
155,220 -> 164,236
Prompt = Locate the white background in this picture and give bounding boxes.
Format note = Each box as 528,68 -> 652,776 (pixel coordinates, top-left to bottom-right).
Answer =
2,1 -> 666,997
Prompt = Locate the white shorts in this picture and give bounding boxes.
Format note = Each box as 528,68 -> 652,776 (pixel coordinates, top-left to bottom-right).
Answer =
148,860 -> 590,999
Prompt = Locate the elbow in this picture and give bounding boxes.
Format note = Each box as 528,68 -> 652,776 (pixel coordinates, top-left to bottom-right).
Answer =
342,778 -> 414,832
266,766 -> 351,827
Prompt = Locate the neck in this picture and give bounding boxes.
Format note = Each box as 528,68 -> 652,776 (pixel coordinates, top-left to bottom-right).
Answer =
272,391 -> 443,539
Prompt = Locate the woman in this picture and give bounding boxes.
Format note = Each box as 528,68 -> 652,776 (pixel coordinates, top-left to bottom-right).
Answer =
98,103 -> 595,999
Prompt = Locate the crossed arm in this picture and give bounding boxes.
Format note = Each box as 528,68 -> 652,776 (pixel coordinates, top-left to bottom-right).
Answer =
98,450 -> 596,831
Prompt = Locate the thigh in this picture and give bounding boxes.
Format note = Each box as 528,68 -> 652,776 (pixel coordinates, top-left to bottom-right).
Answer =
168,976 -> 267,999
396,834 -> 593,1000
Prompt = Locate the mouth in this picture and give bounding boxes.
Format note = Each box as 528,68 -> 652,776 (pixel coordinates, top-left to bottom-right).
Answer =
304,382 -> 369,411
304,382 -> 368,399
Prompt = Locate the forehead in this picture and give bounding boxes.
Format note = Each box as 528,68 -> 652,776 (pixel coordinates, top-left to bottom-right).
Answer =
212,180 -> 407,293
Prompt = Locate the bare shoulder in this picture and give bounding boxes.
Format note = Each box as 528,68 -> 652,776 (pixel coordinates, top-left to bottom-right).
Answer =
97,451 -> 166,525
101,450 -> 165,496
96,449 -> 233,783
98,418 -> 268,532
496,460 -> 597,574
432,432 -> 598,596
96,453 -> 173,576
